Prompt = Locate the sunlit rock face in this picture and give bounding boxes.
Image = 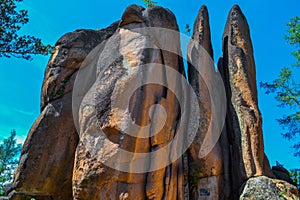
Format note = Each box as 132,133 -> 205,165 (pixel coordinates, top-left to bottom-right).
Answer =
7,4 -> 297,200
72,5 -> 186,200
218,5 -> 275,199
7,21 -> 119,200
187,6 -> 223,199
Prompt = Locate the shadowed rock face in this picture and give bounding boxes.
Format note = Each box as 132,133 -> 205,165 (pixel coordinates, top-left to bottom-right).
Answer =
8,23 -> 119,200
187,6 -> 223,199
8,4 -> 295,200
41,24 -> 119,110
218,5 -> 274,198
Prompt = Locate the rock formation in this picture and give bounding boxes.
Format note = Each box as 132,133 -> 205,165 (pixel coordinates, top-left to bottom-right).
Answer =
72,5 -> 186,199
218,5 -> 275,199
7,23 -> 119,200
217,5 -> 297,200
7,4 -> 298,200
187,6 -> 224,199
240,176 -> 298,200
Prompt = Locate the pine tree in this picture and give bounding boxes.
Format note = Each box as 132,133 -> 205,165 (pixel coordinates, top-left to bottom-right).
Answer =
142,0 -> 157,8
260,16 -> 300,156
0,130 -> 22,196
0,0 -> 52,60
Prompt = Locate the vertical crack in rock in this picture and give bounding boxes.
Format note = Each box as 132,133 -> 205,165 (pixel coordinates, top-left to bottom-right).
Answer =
71,4 -> 186,200
8,22 -> 119,200
187,6 -> 223,199
218,5 -> 273,198
8,4 -> 287,200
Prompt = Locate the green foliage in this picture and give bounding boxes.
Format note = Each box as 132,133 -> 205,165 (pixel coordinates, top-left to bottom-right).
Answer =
0,0 -> 52,60
0,130 -> 22,196
142,0 -> 157,8
189,162 -> 202,188
260,16 -> 300,157
290,169 -> 300,190
278,188 -> 287,200
285,16 -> 300,67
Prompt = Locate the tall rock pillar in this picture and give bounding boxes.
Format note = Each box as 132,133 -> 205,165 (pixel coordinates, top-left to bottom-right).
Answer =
218,5 -> 273,198
187,6 -> 224,199
72,5 -> 187,200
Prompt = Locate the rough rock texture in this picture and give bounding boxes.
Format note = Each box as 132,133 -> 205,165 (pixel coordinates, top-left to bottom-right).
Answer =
8,24 -> 118,199
9,93 -> 77,200
240,176 -> 299,200
72,5 -> 186,200
218,5 -> 274,198
272,179 -> 299,200
41,23 -> 119,110
8,4 -> 297,200
187,6 -> 223,199
240,176 -> 281,200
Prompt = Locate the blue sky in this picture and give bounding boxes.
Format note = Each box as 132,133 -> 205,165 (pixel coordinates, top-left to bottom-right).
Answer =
0,0 -> 299,169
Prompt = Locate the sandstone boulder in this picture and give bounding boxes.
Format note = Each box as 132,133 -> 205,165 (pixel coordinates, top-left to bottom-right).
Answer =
41,23 -> 119,110
240,176 -> 281,200
240,176 -> 299,200
8,24 -> 118,199
7,4 -> 293,200
72,4 -> 187,200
